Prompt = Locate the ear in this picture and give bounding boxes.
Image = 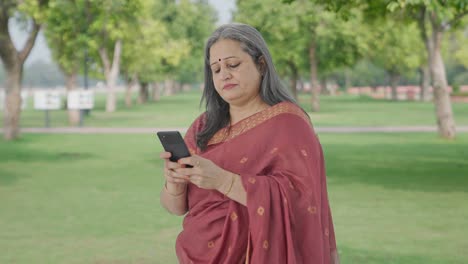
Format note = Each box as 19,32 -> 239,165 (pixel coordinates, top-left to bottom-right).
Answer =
258,56 -> 266,76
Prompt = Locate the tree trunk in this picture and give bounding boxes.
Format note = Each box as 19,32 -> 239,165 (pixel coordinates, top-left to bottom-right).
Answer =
320,78 -> 327,95
3,65 -> 22,139
152,82 -> 161,102
124,75 -> 134,108
99,39 -> 122,113
389,72 -> 400,101
124,73 -> 137,108
138,82 -> 149,104
309,41 -> 320,112
174,82 -> 181,94
418,8 -> 455,138
65,72 -> 80,126
419,64 -> 431,101
429,27 -> 456,139
288,61 -> 298,100
344,68 -> 351,91
298,79 -> 304,93
0,15 -> 41,140
164,79 -> 174,96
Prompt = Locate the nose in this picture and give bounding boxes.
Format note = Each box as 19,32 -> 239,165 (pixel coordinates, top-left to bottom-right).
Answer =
220,67 -> 232,81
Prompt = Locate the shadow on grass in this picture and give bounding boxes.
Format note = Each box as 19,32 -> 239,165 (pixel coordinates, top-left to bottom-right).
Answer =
324,140 -> 468,193
340,245 -> 465,264
0,137 -> 95,185
0,146 -> 95,163
0,168 -> 24,186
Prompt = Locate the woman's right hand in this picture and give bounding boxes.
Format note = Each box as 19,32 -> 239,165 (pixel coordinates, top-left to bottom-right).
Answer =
160,152 -> 190,190
159,151 -> 189,215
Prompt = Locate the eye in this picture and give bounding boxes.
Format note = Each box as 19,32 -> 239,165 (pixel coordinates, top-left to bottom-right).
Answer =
211,68 -> 220,74
228,63 -> 240,69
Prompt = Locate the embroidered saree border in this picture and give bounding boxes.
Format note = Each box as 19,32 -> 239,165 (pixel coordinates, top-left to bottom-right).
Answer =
208,102 -> 309,146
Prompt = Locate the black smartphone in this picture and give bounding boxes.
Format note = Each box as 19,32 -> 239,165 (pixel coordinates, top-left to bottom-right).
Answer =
157,131 -> 193,168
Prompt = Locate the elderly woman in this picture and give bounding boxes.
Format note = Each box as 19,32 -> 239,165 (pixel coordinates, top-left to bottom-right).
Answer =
160,23 -> 339,264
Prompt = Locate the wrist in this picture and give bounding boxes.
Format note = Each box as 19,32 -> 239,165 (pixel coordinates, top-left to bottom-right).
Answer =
165,182 -> 186,196
218,171 -> 236,196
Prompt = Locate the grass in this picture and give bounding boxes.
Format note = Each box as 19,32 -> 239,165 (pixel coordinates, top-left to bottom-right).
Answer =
1,133 -> 468,263
6,90 -> 468,128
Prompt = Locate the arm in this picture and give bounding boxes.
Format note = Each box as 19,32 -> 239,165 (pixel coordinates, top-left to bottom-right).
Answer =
159,152 -> 189,216
175,156 -> 247,206
217,171 -> 247,206
159,181 -> 188,216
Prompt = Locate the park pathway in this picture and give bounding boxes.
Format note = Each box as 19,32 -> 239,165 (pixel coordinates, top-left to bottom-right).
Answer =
6,126 -> 468,134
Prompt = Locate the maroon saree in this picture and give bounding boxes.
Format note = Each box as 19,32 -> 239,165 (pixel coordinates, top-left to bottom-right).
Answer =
176,102 -> 337,263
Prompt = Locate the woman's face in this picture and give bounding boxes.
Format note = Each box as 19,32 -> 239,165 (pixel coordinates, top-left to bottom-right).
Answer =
209,39 -> 263,106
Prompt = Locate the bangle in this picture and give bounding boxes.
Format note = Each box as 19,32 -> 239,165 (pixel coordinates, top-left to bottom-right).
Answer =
164,182 -> 186,197
224,174 -> 236,197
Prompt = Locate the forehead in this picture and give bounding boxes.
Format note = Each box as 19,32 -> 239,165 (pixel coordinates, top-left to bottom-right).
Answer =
209,39 -> 246,64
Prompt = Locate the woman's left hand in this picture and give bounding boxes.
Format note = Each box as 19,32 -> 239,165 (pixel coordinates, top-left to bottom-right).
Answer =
175,155 -> 231,192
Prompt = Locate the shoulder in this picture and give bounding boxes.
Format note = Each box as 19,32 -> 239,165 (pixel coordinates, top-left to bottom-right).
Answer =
269,102 -> 311,128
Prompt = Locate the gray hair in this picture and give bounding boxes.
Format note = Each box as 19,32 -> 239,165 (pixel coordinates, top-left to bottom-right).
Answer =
197,23 -> 298,150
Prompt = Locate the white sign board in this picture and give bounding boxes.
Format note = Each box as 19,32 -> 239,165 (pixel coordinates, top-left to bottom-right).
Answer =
21,91 -> 28,109
0,90 -> 28,110
34,90 -> 62,110
68,90 -> 94,110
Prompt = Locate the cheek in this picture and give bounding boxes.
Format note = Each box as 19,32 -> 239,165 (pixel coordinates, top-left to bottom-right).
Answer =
212,77 -> 223,92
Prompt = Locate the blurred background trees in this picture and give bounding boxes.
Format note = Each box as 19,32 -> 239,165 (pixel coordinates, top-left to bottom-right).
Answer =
0,0 -> 467,140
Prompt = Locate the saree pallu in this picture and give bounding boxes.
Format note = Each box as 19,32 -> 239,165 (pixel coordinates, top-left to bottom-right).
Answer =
176,102 -> 337,264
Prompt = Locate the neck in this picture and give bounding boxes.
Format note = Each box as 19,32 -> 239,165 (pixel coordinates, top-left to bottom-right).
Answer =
229,96 -> 269,125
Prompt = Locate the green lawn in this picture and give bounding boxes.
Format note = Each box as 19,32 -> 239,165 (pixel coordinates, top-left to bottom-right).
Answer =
8,90 -> 468,128
1,133 -> 467,263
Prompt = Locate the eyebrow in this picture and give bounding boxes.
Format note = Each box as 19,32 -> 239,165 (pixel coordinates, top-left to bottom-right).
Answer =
210,56 -> 239,66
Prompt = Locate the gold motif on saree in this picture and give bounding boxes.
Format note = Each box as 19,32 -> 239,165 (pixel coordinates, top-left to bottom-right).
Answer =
208,241 -> 215,248
257,206 -> 265,216
263,240 -> 269,250
270,147 -> 278,154
231,212 -> 238,221
308,206 -> 317,214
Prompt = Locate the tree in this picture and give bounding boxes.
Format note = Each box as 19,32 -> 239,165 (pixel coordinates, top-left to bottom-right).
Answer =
85,0 -> 142,112
0,0 -> 49,140
45,0 -> 88,125
237,0 -> 366,111
367,19 -> 422,100
235,1 -> 308,100
171,0 -> 217,86
305,0 -> 468,138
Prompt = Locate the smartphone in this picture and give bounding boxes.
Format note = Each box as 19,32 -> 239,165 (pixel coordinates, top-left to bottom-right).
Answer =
157,131 -> 193,168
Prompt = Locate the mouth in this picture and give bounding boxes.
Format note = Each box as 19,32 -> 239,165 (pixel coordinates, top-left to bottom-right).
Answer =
223,84 -> 237,90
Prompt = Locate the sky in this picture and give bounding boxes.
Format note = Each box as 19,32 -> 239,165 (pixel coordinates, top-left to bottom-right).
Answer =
9,0 -> 235,66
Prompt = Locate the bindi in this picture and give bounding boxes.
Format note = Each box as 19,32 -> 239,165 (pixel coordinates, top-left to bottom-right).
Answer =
218,58 -> 221,61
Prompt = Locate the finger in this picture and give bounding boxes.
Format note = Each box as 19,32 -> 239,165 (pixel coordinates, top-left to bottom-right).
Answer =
175,167 -> 199,176
167,160 -> 183,170
159,152 -> 172,159
167,169 -> 190,181
179,155 -> 201,168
